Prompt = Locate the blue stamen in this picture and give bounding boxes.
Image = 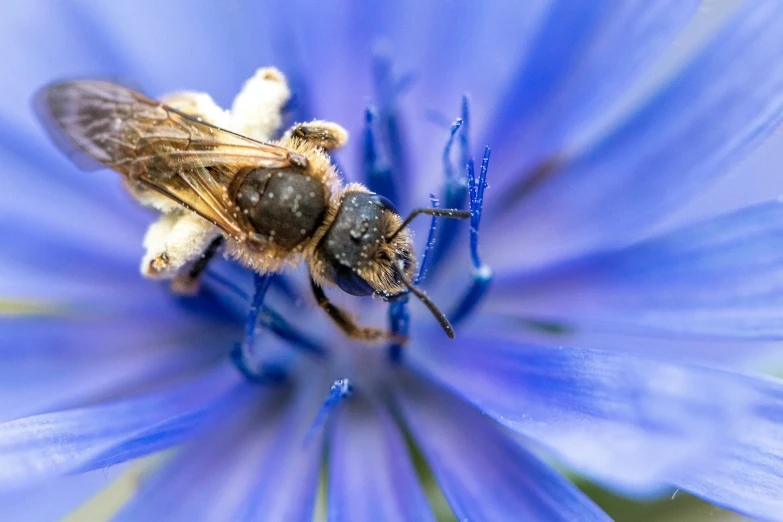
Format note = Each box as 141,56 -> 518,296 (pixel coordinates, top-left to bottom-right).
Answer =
206,271 -> 329,361
241,273 -> 274,356
469,147 -> 491,268
230,343 -> 289,385
415,194 -> 440,285
230,274 -> 273,380
450,146 -> 494,326
429,99 -> 472,273
304,378 -> 353,446
448,267 -> 493,326
388,298 -> 409,362
444,119 -> 464,184
387,195 -> 438,362
363,105 -> 399,203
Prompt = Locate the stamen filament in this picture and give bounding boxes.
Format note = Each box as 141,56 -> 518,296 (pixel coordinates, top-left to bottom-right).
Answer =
430,99 -> 472,273
415,194 -> 440,285
450,146 -> 494,327
230,344 -> 288,385
469,147 -> 491,268
304,378 -> 353,446
388,298 -> 409,362
242,274 -> 274,357
205,271 -> 328,360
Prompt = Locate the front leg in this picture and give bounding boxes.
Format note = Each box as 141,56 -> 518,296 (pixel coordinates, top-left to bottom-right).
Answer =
310,278 -> 403,344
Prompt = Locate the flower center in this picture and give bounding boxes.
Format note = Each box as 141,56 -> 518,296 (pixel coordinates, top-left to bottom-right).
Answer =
199,60 -> 494,397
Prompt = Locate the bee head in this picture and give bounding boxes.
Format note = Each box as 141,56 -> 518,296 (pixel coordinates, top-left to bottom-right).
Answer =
314,190 -> 414,297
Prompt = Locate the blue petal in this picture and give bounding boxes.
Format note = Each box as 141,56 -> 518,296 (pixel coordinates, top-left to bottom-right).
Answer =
230,381 -> 326,522
115,383 -> 323,521
0,314 -> 234,422
490,200 -> 783,341
0,1 -> 262,129
239,0 -> 550,194
408,336 -> 783,494
0,362 -> 245,489
672,375 -> 783,521
485,1 -> 783,272
0,146 -> 146,267
0,2 -> 139,130
486,0 -> 698,185
395,369 -> 609,521
0,138 -> 153,303
0,466 -> 126,522
328,394 -> 434,522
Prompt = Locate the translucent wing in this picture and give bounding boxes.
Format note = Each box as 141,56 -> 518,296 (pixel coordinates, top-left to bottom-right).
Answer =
35,80 -> 305,239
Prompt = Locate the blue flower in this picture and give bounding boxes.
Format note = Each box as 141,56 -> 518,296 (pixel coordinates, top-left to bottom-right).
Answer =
2,1 -> 783,521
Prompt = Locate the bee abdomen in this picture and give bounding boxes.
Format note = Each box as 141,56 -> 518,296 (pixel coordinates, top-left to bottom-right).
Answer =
236,168 -> 326,250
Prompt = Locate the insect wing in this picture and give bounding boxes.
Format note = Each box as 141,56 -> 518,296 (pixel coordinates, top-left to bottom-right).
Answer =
35,80 -> 297,239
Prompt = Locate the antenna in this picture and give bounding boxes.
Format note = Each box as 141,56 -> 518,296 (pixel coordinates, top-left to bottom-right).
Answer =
395,261 -> 455,339
386,208 -> 470,243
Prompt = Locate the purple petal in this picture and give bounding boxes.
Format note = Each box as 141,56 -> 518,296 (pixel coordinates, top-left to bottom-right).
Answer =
0,466 -> 126,522
0,138 -> 153,303
671,375 -> 783,521
243,0 -> 550,195
395,369 -> 609,521
113,384 -> 322,522
482,324 -> 782,368
504,364 -> 783,520
0,1 -> 255,130
0,314 -> 234,422
408,336 -> 783,494
0,362 -> 245,489
486,0 -> 699,186
230,381 -> 326,522
485,1 -> 783,272
491,201 -> 783,341
0,2 -> 136,131
328,394 -> 434,522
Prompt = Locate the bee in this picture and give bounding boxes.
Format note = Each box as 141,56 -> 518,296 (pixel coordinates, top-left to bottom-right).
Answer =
35,76 -> 469,341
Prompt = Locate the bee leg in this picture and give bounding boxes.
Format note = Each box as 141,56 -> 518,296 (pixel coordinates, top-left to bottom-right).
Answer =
159,91 -> 232,129
141,212 -> 222,294
310,278 -> 404,344
170,236 -> 225,294
285,120 -> 349,151
230,67 -> 291,142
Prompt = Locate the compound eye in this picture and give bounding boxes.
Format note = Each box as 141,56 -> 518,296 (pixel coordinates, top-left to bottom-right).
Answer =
334,264 -> 374,296
371,194 -> 398,214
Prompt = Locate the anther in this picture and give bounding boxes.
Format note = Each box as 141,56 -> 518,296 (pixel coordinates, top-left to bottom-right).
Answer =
429,97 -> 472,274
450,146 -> 493,326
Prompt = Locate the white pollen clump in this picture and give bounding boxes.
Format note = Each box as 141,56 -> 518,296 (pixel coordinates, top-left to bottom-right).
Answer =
141,212 -> 220,280
159,91 -> 232,129
136,68 -> 293,286
230,67 -> 291,142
